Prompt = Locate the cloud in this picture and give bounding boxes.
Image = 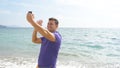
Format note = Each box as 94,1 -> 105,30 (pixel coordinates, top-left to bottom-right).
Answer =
12,2 -> 40,9
55,0 -> 120,15
54,0 -> 120,28
56,0 -> 120,9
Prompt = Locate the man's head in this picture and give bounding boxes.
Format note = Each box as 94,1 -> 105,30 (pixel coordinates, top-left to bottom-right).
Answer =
47,17 -> 59,32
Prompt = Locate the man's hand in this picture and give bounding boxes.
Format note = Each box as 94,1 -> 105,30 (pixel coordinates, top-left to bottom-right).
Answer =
26,13 -> 35,23
37,20 -> 43,26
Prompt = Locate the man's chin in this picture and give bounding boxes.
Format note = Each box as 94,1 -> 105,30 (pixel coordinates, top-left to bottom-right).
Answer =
49,30 -> 55,32
47,29 -> 50,31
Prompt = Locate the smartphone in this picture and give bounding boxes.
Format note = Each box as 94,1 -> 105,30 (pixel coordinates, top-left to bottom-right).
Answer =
28,11 -> 32,14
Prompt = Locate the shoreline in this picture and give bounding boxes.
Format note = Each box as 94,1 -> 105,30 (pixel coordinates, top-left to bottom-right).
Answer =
0,56 -> 120,68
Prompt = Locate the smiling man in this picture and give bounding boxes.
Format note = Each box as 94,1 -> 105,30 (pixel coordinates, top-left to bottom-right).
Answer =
26,12 -> 62,68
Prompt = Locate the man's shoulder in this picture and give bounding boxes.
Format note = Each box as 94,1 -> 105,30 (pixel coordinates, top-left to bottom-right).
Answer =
54,31 -> 61,37
53,31 -> 62,42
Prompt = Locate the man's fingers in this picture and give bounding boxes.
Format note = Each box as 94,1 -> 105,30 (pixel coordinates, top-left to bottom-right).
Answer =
31,14 -> 34,18
37,20 -> 43,23
27,13 -> 34,19
36,20 -> 43,26
26,13 -> 35,23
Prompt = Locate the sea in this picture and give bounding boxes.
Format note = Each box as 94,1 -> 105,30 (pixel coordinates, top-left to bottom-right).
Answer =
0,28 -> 120,68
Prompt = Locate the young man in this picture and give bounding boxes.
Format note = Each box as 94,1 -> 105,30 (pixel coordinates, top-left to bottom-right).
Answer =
26,13 -> 62,68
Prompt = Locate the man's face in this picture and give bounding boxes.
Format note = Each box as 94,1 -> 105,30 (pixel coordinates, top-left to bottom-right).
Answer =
47,20 -> 58,32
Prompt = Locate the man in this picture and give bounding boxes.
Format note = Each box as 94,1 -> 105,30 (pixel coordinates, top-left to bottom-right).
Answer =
26,12 -> 62,68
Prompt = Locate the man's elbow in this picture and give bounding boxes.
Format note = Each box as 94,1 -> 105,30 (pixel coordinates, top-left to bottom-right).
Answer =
32,39 -> 36,43
32,39 -> 41,44
32,40 -> 37,44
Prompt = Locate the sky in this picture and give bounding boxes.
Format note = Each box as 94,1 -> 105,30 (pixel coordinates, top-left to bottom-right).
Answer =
0,0 -> 120,28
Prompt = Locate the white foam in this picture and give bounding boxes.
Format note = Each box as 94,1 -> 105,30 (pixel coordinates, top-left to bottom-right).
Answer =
0,58 -> 83,68
0,57 -> 120,68
0,61 -> 80,68
0,59 -> 37,68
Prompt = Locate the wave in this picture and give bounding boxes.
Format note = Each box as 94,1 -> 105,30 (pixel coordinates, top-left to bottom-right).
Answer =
0,56 -> 120,68
0,57 -> 37,68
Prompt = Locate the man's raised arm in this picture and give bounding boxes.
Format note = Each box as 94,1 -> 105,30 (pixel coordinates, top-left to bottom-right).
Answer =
32,29 -> 42,44
26,13 -> 55,42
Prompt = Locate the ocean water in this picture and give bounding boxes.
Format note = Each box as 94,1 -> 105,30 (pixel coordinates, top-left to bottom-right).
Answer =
0,28 -> 120,68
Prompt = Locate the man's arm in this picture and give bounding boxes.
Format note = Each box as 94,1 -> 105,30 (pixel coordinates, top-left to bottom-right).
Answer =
26,13 -> 55,42
32,29 -> 42,44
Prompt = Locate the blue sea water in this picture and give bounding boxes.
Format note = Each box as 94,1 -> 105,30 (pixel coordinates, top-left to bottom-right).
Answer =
0,28 -> 120,68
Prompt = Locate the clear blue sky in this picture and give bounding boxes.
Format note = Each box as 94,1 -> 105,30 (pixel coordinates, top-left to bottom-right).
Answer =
0,0 -> 120,28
